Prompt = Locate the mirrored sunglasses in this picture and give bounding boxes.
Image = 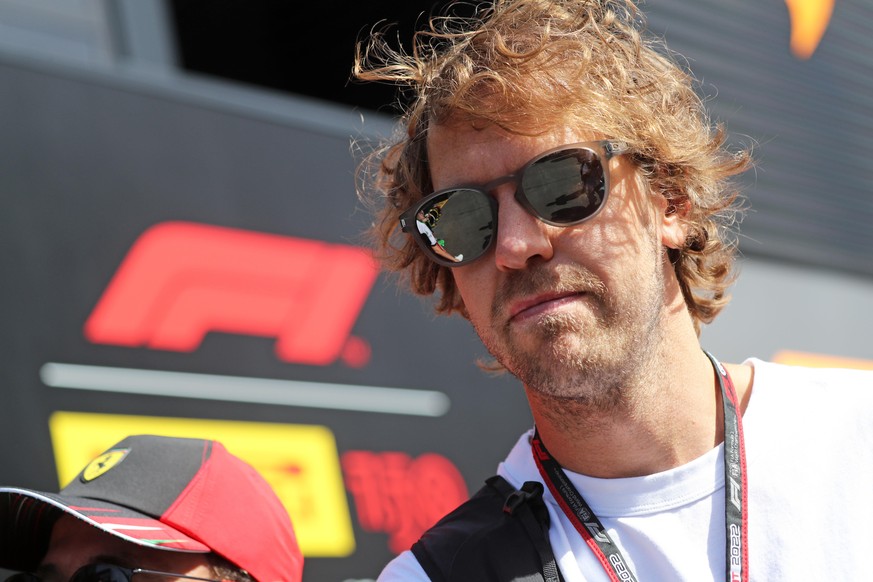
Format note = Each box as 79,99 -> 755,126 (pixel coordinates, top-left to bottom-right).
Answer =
5,563 -> 224,582
399,140 -> 628,267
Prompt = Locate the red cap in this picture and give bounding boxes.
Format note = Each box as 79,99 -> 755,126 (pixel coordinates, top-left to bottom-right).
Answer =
0,435 -> 303,582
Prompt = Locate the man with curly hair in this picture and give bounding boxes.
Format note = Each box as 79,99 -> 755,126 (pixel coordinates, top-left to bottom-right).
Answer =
355,0 -> 873,580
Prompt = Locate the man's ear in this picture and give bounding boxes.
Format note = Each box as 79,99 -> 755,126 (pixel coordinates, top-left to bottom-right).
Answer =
656,194 -> 690,250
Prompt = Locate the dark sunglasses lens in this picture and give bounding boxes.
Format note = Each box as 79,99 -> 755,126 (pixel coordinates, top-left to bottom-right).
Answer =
70,565 -> 130,582
522,148 -> 606,224
413,189 -> 494,264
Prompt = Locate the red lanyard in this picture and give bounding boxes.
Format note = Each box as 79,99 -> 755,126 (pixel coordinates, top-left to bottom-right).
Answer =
531,351 -> 748,582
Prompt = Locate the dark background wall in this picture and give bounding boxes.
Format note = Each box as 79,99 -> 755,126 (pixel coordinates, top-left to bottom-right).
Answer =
169,0 -> 456,115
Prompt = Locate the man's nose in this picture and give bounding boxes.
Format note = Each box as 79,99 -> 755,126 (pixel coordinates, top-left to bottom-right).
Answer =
492,186 -> 555,271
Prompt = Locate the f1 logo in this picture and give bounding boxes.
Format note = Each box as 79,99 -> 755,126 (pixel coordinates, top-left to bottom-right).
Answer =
584,521 -> 610,544
84,221 -> 379,366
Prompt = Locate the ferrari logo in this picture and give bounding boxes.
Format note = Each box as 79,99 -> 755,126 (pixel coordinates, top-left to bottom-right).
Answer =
81,449 -> 130,482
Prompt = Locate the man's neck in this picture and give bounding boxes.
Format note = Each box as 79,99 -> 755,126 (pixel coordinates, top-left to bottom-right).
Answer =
527,343 -> 752,479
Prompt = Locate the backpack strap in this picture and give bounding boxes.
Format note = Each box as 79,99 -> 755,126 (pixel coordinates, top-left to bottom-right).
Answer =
411,475 -> 562,582
500,479 -> 561,582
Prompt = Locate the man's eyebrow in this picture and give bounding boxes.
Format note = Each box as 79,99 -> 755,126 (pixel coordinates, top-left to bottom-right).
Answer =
33,563 -> 61,582
37,553 -> 138,580
90,552 -> 137,567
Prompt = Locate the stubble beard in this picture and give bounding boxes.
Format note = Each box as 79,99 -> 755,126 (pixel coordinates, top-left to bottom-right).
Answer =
475,251 -> 667,416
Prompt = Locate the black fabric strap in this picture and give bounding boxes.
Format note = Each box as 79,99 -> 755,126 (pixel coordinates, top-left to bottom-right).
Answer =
501,480 -> 561,582
411,475 -> 562,581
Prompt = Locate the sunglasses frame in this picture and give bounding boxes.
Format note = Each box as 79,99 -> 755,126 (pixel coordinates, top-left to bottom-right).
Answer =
399,140 -> 629,267
5,563 -> 225,582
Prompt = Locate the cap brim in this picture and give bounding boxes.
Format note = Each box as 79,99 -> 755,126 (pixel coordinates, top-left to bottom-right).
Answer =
0,487 -> 208,571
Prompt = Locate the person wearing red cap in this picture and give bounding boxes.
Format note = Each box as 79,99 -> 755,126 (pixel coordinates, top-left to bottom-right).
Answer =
0,434 -> 304,582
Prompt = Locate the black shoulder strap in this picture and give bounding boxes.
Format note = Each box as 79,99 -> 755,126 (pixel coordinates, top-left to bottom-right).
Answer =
499,479 -> 561,582
411,475 -> 562,582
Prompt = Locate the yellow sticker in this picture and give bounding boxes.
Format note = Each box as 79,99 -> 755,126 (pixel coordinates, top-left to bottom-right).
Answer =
81,448 -> 130,482
49,411 -> 355,557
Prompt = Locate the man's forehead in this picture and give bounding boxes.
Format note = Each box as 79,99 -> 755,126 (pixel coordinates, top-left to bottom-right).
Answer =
427,118 -> 600,149
426,122 -> 601,184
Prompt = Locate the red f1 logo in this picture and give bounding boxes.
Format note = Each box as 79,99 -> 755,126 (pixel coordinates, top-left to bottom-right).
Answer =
84,221 -> 379,366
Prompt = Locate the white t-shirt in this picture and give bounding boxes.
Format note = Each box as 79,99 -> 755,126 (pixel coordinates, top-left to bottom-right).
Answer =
416,220 -> 438,246
378,359 -> 873,581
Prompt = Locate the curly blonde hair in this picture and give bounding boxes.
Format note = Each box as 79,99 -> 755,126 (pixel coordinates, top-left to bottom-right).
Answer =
354,0 -> 751,332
